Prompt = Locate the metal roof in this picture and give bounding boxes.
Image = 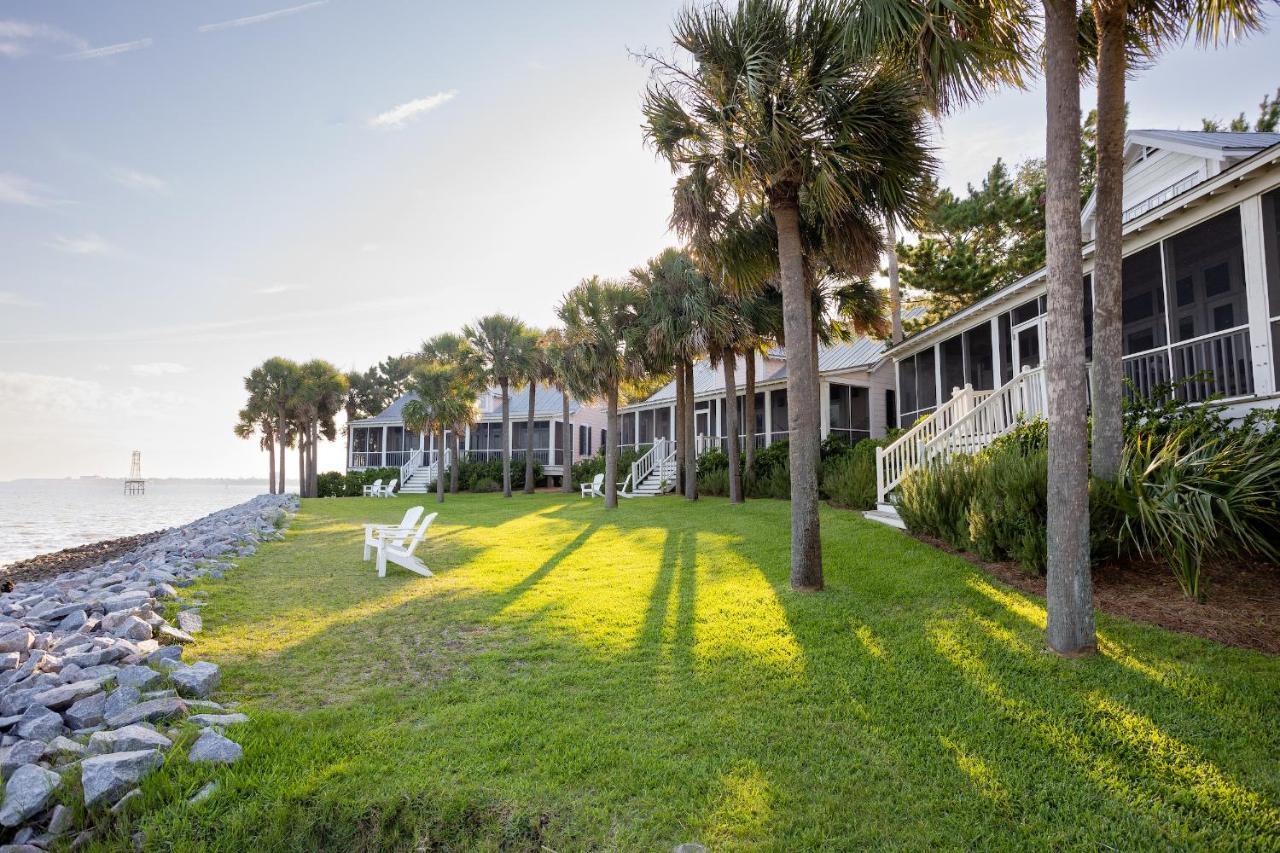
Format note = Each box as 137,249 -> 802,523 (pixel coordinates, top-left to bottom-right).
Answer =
351,384 -> 582,426
635,309 -> 927,406
1129,129 -> 1280,154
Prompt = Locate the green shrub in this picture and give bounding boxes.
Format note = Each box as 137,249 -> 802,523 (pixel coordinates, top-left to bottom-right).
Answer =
470,477 -> 500,493
983,417 -> 1047,458
457,458 -> 542,492
317,467 -> 400,497
965,448 -> 1049,571
316,471 -> 345,498
696,448 -> 728,477
697,467 -> 730,496
820,439 -> 882,510
751,439 -> 789,481
571,447 -> 642,487
897,455 -> 979,550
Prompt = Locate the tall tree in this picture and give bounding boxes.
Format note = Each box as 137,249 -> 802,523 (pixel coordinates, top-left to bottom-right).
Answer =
465,314 -> 531,498
1202,84 -> 1280,132
646,0 -> 934,587
702,271 -> 749,503
1089,1 -> 1266,481
234,405 -> 277,494
518,330 -> 549,494
543,328 -> 577,493
558,277 -> 642,509
422,333 -> 484,493
403,362 -> 458,505
1042,0 -> 1096,656
257,357 -> 300,496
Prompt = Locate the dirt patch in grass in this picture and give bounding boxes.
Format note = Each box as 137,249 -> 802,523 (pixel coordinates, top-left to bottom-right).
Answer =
914,534 -> 1280,655
0,530 -> 163,587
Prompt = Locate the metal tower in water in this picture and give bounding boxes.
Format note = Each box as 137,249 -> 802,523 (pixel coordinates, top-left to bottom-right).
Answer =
124,450 -> 146,495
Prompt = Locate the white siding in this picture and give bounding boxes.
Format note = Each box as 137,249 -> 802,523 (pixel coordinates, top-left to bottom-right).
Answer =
1122,149 -> 1206,213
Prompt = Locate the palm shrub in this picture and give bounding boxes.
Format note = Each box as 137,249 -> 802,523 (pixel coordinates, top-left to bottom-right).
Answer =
896,456 -> 980,549
1112,426 -> 1280,601
820,439 -> 883,511
965,448 -> 1049,571
570,448 -> 642,488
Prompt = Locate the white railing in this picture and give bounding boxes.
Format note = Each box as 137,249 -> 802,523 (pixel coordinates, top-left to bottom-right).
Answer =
1171,326 -> 1253,401
399,448 -> 423,487
874,383 -> 994,505
656,441 -> 678,492
631,437 -> 668,488
925,367 -> 1048,466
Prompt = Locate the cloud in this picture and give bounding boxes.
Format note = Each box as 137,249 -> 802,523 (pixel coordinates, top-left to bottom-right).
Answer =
0,371 -> 188,419
0,291 -> 40,308
0,173 -> 60,207
0,20 -> 87,58
62,38 -> 152,61
47,233 -> 115,255
370,90 -> 458,129
109,167 -> 167,193
256,283 -> 304,295
131,362 -> 189,376
198,1 -> 327,33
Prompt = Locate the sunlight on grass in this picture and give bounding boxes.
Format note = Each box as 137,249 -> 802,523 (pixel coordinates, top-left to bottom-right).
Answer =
120,493 -> 1280,851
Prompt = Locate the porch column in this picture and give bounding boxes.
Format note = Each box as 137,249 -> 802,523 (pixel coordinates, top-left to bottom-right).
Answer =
933,343 -> 944,411
1241,195 -> 1276,396
819,379 -> 830,440
990,317 -> 1001,386
380,425 -> 388,468
763,388 -> 772,446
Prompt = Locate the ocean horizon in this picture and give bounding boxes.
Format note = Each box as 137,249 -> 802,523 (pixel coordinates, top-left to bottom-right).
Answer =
0,478 -> 278,567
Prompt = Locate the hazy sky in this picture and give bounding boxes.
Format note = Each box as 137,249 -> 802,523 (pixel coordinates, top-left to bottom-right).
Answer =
2,1 -> 1277,481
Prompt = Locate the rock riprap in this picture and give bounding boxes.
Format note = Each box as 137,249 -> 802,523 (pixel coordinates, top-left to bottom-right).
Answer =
0,494 -> 295,844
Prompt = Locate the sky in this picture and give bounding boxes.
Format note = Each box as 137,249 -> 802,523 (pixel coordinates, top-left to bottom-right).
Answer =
2,1 -> 1278,481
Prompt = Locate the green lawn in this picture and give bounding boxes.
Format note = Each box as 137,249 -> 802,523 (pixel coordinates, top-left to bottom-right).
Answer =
114,493 -> 1278,851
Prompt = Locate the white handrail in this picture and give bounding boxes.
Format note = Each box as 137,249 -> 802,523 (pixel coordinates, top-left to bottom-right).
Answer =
875,384 -> 989,504
399,448 -> 423,487
926,367 -> 1047,464
631,437 -> 665,488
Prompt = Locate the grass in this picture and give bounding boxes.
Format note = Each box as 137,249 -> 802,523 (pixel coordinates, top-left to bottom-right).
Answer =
97,493 -> 1279,851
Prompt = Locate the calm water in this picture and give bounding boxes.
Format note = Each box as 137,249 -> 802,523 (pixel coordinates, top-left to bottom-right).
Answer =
0,479 -> 270,568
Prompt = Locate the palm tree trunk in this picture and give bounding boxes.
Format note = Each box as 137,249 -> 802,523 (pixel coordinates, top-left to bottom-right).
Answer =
683,360 -> 697,501
1090,0 -> 1128,481
1043,0 -> 1097,657
437,425 -> 446,504
769,196 -> 823,591
561,385 -> 573,493
309,422 -> 319,498
604,386 -> 619,509
501,379 -> 512,498
887,220 -> 903,345
449,431 -> 459,493
297,429 -> 306,499
723,355 -> 742,503
673,361 -> 685,494
277,412 -> 287,495
524,383 -> 536,493
744,352 -> 757,480
267,431 -> 277,495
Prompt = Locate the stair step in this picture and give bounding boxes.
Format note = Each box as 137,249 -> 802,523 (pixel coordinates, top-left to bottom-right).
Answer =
862,507 -> 906,530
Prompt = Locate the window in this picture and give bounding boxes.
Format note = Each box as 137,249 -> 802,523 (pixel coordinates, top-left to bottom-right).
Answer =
770,389 -> 788,440
1082,275 -> 1093,361
754,392 -> 766,435
1122,245 -> 1167,354
580,425 -> 591,456
897,348 -> 938,424
621,412 -> 636,446
655,407 -> 671,440
1261,189 -> 1280,388
917,348 -> 937,409
600,428 -> 607,451
828,383 -> 870,443
353,429 -> 369,453
898,357 -> 917,415
885,390 -> 897,430
1163,207 -> 1247,342
1012,297 -> 1042,325
964,325 -> 994,390
639,409 -> 654,444
940,334 -> 965,396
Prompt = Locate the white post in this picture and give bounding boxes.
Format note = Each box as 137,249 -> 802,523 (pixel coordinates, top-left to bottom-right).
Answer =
763,388 -> 773,446
1240,194 -> 1275,396
990,316 -> 1002,387
819,380 -> 830,440
380,425 -> 388,468
875,445 -> 885,506
933,343 -> 944,413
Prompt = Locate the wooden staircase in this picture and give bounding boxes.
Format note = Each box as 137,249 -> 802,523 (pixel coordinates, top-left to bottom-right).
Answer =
628,438 -> 679,497
868,367 -> 1048,528
398,449 -> 450,494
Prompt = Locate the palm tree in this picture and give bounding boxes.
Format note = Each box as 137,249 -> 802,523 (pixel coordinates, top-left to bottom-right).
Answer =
542,328 -> 578,493
234,406 -> 277,493
465,314 -> 531,498
1088,0 -> 1265,480
646,0 -> 935,585
421,333 -> 484,493
404,362 -> 458,505
632,248 -> 713,499
256,357 -> 300,496
558,277 -> 642,509
701,270 -> 750,503
517,329 -> 548,494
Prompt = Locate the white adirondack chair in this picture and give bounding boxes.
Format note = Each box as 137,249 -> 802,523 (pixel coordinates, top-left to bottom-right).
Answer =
362,505 -> 425,561
617,473 -> 636,499
581,473 -> 604,498
378,478 -> 398,497
362,478 -> 383,497
375,511 -> 438,578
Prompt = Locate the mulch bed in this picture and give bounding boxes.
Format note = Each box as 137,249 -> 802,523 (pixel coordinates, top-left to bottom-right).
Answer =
0,531 -> 165,589
915,533 -> 1280,656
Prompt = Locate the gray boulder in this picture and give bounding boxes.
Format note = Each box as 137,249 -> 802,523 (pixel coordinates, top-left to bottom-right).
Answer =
157,626 -> 195,646
0,741 -> 44,781
42,736 -> 85,759
187,713 -> 247,727
175,611 -> 203,634
87,724 -> 171,755
188,728 -> 241,764
99,591 -> 150,614
80,749 -> 163,808
64,691 -> 106,730
104,697 -> 187,729
0,631 -> 34,654
30,680 -> 101,711
15,706 -> 62,742
169,662 -> 219,699
103,686 -> 140,721
112,617 -> 152,642
0,764 -> 61,827
115,666 -> 162,692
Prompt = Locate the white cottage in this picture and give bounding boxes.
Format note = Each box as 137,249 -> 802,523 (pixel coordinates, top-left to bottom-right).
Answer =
870,129 -> 1280,526
347,385 -> 609,492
